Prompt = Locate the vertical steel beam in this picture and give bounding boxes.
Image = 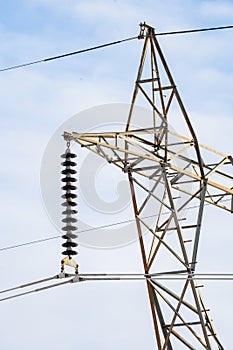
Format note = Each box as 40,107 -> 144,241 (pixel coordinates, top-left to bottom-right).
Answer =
151,30 -> 205,179
128,172 -> 163,349
191,180 -> 208,271
152,287 -> 174,350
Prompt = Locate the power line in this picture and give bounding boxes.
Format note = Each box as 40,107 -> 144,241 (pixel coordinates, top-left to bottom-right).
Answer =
0,278 -> 73,302
0,275 -> 58,294
0,24 -> 233,73
156,24 -> 233,36
0,235 -> 61,252
0,36 -> 138,72
1,272 -> 233,303
0,200 -> 224,252
0,216 -> 138,252
1,199 -> 230,252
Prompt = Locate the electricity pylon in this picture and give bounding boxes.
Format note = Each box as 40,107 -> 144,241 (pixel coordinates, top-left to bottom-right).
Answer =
64,23 -> 233,349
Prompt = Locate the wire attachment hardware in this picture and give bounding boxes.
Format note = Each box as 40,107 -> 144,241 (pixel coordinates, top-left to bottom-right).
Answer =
61,256 -> 79,275
138,22 -> 147,39
138,22 -> 155,39
60,146 -> 79,274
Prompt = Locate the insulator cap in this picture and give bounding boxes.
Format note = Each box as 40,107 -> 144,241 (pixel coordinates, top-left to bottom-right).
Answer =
62,184 -> 77,191
62,241 -> 78,248
61,160 -> 77,167
61,152 -> 77,159
62,200 -> 77,207
62,217 -> 77,223
61,176 -> 77,183
62,249 -> 77,256
62,225 -> 77,231
62,209 -> 78,215
62,233 -> 77,239
62,193 -> 77,199
61,168 -> 77,175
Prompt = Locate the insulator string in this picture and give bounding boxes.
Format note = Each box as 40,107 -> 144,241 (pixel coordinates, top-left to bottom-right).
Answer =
60,146 -> 79,274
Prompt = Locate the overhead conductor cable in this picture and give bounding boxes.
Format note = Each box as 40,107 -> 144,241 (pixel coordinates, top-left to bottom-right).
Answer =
1,24 -> 233,73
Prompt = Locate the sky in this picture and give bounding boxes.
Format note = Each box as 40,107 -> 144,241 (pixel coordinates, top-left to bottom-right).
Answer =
0,0 -> 233,349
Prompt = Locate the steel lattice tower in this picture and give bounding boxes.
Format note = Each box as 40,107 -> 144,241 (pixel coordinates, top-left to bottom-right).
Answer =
64,23 -> 233,349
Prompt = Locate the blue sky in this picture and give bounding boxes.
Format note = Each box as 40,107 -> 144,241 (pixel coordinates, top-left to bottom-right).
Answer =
0,0 -> 233,349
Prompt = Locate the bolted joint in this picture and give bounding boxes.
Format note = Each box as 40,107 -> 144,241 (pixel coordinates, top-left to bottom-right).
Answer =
138,22 -> 155,39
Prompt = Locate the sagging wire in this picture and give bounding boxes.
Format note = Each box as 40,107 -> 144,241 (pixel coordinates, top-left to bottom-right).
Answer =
0,36 -> 138,72
0,198 -> 231,253
1,24 -> 233,72
0,274 -> 79,302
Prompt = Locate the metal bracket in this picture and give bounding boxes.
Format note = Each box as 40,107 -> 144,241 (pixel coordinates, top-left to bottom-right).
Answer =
57,272 -> 67,279
61,256 -> 79,274
72,275 -> 81,283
